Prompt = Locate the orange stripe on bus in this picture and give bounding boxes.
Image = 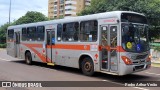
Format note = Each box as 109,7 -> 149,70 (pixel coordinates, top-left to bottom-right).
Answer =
99,45 -> 125,52
110,47 -> 117,50
47,44 -> 90,50
117,46 -> 126,52
23,44 -> 43,48
21,43 -> 90,51
22,43 -> 125,52
22,43 -> 51,63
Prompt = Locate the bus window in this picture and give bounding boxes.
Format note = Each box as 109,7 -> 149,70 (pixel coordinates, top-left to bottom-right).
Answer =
80,20 -> 98,42
57,24 -> 63,41
102,26 -> 108,46
110,26 -> 117,48
27,27 -> 36,41
62,22 -> 79,42
37,26 -> 45,41
47,30 -> 55,45
22,28 -> 27,41
8,29 -> 14,41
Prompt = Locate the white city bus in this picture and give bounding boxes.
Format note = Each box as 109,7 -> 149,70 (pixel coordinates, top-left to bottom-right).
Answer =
7,11 -> 151,76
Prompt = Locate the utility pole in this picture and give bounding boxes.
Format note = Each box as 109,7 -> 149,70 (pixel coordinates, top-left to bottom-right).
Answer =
9,0 -> 12,25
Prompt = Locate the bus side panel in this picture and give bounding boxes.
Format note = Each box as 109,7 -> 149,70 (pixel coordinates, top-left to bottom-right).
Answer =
55,49 -> 80,68
20,43 -> 46,63
55,48 -> 99,71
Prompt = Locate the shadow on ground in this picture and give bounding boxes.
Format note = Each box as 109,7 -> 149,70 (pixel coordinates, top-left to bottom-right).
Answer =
11,60 -> 153,84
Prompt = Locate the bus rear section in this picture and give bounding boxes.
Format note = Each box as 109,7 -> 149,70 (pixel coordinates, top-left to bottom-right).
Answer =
7,29 -> 21,58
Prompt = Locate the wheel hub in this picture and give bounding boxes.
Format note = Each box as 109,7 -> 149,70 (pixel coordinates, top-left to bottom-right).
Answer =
84,62 -> 92,72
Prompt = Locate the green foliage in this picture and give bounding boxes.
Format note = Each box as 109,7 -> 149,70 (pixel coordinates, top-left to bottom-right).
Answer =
79,0 -> 160,40
0,11 -> 48,45
50,15 -> 64,20
0,43 -> 6,48
0,23 -> 10,44
13,11 -> 48,25
154,46 -> 160,52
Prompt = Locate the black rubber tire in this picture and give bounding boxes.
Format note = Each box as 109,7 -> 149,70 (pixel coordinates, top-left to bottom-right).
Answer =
81,57 -> 94,76
25,52 -> 32,65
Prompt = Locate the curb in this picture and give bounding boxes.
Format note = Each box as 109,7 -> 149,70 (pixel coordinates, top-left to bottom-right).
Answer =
0,48 -> 5,50
151,62 -> 160,67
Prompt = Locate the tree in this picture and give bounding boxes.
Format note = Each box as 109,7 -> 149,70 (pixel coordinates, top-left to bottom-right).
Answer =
0,11 -> 48,44
0,23 -> 10,44
13,11 -> 48,25
79,0 -> 160,40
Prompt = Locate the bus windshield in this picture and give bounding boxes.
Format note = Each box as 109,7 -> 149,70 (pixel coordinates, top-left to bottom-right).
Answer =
122,23 -> 150,52
121,13 -> 147,24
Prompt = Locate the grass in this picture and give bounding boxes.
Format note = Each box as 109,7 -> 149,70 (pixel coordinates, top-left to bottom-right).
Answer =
0,43 -> 6,48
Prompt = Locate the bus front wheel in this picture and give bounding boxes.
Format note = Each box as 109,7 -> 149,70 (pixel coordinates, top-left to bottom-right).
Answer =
81,57 -> 94,76
25,52 -> 32,65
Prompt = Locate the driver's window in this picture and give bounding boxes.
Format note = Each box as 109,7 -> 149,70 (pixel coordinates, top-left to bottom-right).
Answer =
122,25 -> 134,43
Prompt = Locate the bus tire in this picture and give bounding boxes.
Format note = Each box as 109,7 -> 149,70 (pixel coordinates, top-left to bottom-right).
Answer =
81,57 -> 94,76
25,52 -> 32,65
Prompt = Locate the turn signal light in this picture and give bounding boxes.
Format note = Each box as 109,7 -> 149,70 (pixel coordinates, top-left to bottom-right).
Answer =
121,56 -> 132,65
147,55 -> 151,62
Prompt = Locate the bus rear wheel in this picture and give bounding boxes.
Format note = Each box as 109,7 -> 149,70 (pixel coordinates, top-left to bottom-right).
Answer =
81,57 -> 94,76
25,52 -> 32,65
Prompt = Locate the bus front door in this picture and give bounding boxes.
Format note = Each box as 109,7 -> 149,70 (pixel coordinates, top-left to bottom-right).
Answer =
101,25 -> 118,72
46,29 -> 55,64
14,32 -> 20,58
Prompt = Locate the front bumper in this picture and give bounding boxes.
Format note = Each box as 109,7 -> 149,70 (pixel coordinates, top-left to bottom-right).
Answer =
118,62 -> 151,75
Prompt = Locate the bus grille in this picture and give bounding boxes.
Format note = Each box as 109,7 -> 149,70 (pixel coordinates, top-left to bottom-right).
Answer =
136,54 -> 148,59
134,65 -> 144,70
132,60 -> 145,64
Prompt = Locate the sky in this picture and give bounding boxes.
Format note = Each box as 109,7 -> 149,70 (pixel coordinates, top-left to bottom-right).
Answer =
0,0 -> 48,26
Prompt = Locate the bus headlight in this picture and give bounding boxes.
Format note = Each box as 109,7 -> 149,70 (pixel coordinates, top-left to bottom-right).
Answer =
121,56 -> 132,65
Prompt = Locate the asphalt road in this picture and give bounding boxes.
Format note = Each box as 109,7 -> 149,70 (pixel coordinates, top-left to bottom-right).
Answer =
0,49 -> 160,90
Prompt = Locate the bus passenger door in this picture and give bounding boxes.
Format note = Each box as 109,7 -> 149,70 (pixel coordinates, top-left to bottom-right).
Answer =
109,25 -> 118,72
14,32 -> 20,58
101,26 -> 109,71
46,29 -> 55,64
101,25 -> 118,72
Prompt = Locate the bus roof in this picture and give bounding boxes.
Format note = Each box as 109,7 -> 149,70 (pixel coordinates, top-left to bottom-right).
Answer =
8,11 -> 144,29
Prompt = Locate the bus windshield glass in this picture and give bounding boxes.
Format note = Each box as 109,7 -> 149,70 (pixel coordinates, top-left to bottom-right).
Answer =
121,23 -> 150,52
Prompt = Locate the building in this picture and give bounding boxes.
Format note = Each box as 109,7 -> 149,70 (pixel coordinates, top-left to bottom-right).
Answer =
48,0 -> 91,19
